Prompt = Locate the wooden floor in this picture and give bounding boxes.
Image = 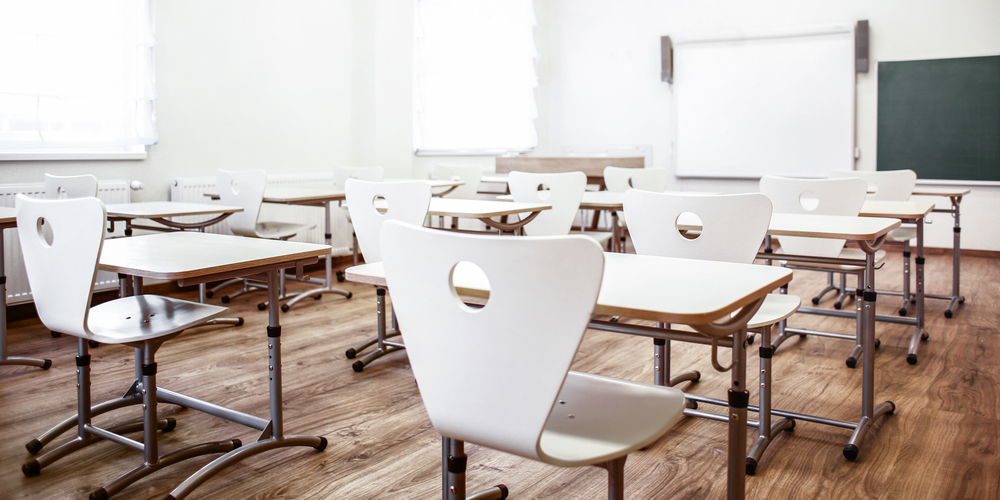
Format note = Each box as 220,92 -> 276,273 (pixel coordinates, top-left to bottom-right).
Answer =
1,249 -> 998,499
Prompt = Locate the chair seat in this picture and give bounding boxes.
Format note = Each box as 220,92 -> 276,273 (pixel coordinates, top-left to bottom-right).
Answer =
778,247 -> 886,270
888,225 -> 916,242
87,295 -> 228,344
576,230 -> 613,246
255,221 -> 315,240
748,293 -> 801,329
537,371 -> 686,467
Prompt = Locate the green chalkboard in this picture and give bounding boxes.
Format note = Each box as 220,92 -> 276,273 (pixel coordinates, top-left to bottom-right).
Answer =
877,56 -> 1000,181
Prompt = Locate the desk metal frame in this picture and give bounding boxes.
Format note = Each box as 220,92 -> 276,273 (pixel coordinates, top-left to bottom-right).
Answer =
0,209 -> 52,371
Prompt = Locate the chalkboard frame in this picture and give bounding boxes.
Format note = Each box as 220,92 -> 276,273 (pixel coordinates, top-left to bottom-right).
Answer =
876,55 -> 1000,184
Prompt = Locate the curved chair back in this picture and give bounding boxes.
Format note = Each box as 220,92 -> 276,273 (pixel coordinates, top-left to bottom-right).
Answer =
507,171 -> 586,236
216,169 -> 267,238
433,164 -> 483,199
43,173 -> 99,199
334,166 -> 384,190
603,166 -> 669,193
380,220 -> 605,461
829,169 -> 916,201
624,191 -> 772,264
759,176 -> 868,258
345,179 -> 431,263
15,195 -> 105,339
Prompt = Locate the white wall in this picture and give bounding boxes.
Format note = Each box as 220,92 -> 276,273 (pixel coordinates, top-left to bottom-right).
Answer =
533,0 -> 1000,251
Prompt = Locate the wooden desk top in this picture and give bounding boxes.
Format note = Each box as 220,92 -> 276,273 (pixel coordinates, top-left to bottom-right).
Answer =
767,213 -> 900,240
427,198 -> 551,218
859,200 -> 935,220
99,232 -> 329,282
106,201 -> 243,219
347,252 -> 791,329
0,206 -> 14,229
911,186 -> 971,197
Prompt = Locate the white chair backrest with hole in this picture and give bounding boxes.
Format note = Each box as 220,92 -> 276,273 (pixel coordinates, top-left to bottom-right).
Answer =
15,195 -> 105,338
380,220 -> 605,460
345,179 -> 431,263
603,167 -> 669,193
507,171 -> 586,236
333,166 -> 384,190
433,164 -> 483,199
624,191 -> 772,264
759,176 -> 868,258
829,169 -> 916,201
216,169 -> 267,238
43,173 -> 98,200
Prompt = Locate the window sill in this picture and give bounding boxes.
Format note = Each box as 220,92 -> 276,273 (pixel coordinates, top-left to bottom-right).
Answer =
0,148 -> 148,162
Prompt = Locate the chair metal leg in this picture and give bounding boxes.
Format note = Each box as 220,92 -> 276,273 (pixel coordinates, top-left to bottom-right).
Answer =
745,325 -> 795,476
349,287 -> 405,372
898,242 -> 912,316
442,437 -> 508,500
600,456 -> 628,500
810,272 -> 838,305
653,323 -> 700,408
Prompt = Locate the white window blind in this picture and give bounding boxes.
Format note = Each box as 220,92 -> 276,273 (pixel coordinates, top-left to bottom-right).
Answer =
0,0 -> 157,160
413,0 -> 538,154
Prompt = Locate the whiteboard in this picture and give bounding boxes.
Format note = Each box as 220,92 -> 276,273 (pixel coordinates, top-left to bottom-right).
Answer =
673,27 -> 856,179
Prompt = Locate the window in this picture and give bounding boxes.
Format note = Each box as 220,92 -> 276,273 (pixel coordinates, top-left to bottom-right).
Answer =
413,0 -> 538,154
0,0 -> 157,160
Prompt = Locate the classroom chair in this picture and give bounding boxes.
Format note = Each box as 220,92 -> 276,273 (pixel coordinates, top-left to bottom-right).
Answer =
43,173 -> 99,199
380,220 -> 687,500
15,195 -> 236,499
432,164 -> 483,229
603,166 -> 670,250
507,171 -> 612,248
623,190 -> 801,474
207,169 -> 322,308
333,166 -> 384,267
343,179 -> 431,372
830,169 -> 918,315
759,175 -> 885,368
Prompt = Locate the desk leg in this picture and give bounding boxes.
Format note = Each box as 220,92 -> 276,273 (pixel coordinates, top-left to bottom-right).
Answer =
281,201 -> 352,312
945,196 -> 965,318
166,269 -> 327,500
906,219 -> 928,365
844,249 -> 895,461
728,327 -> 748,500
1,228 -> 52,370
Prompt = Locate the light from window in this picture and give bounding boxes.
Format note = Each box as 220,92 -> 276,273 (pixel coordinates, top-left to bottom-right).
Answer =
0,0 -> 157,159
413,0 -> 538,154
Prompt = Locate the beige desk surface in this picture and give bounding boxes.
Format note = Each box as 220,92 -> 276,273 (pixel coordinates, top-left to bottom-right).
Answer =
347,252 -> 791,329
206,179 -> 463,204
106,201 -> 243,219
99,232 -> 329,282
912,186 -> 971,197
767,213 -> 900,240
0,207 -> 13,228
427,198 -> 550,218
859,200 -> 935,220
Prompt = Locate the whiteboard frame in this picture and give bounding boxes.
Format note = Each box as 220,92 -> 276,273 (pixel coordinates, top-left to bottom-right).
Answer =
672,24 -> 858,180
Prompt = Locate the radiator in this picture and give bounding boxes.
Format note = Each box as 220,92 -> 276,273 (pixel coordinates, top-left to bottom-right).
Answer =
2,180 -> 131,305
170,173 -> 353,255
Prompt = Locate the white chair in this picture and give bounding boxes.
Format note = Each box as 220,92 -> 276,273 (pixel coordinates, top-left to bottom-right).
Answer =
759,175 -> 885,368
433,164 -> 484,229
43,173 -> 98,199
330,166 -> 385,282
15,195 -> 237,498
830,169 -> 918,315
623,190 -> 801,475
380,220 -> 686,500
507,171 -> 612,247
343,179 -> 431,372
603,166 -> 670,250
207,169 -> 317,307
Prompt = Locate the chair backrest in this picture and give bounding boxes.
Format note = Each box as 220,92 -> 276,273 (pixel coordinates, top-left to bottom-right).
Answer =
15,195 -> 105,338
624,191 -> 772,264
759,175 -> 868,258
433,164 -> 483,199
380,220 -> 605,461
507,171 -> 586,236
333,166 -> 384,190
43,173 -> 98,199
829,169 -> 916,201
216,169 -> 267,238
603,166 -> 669,193
345,179 -> 431,262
